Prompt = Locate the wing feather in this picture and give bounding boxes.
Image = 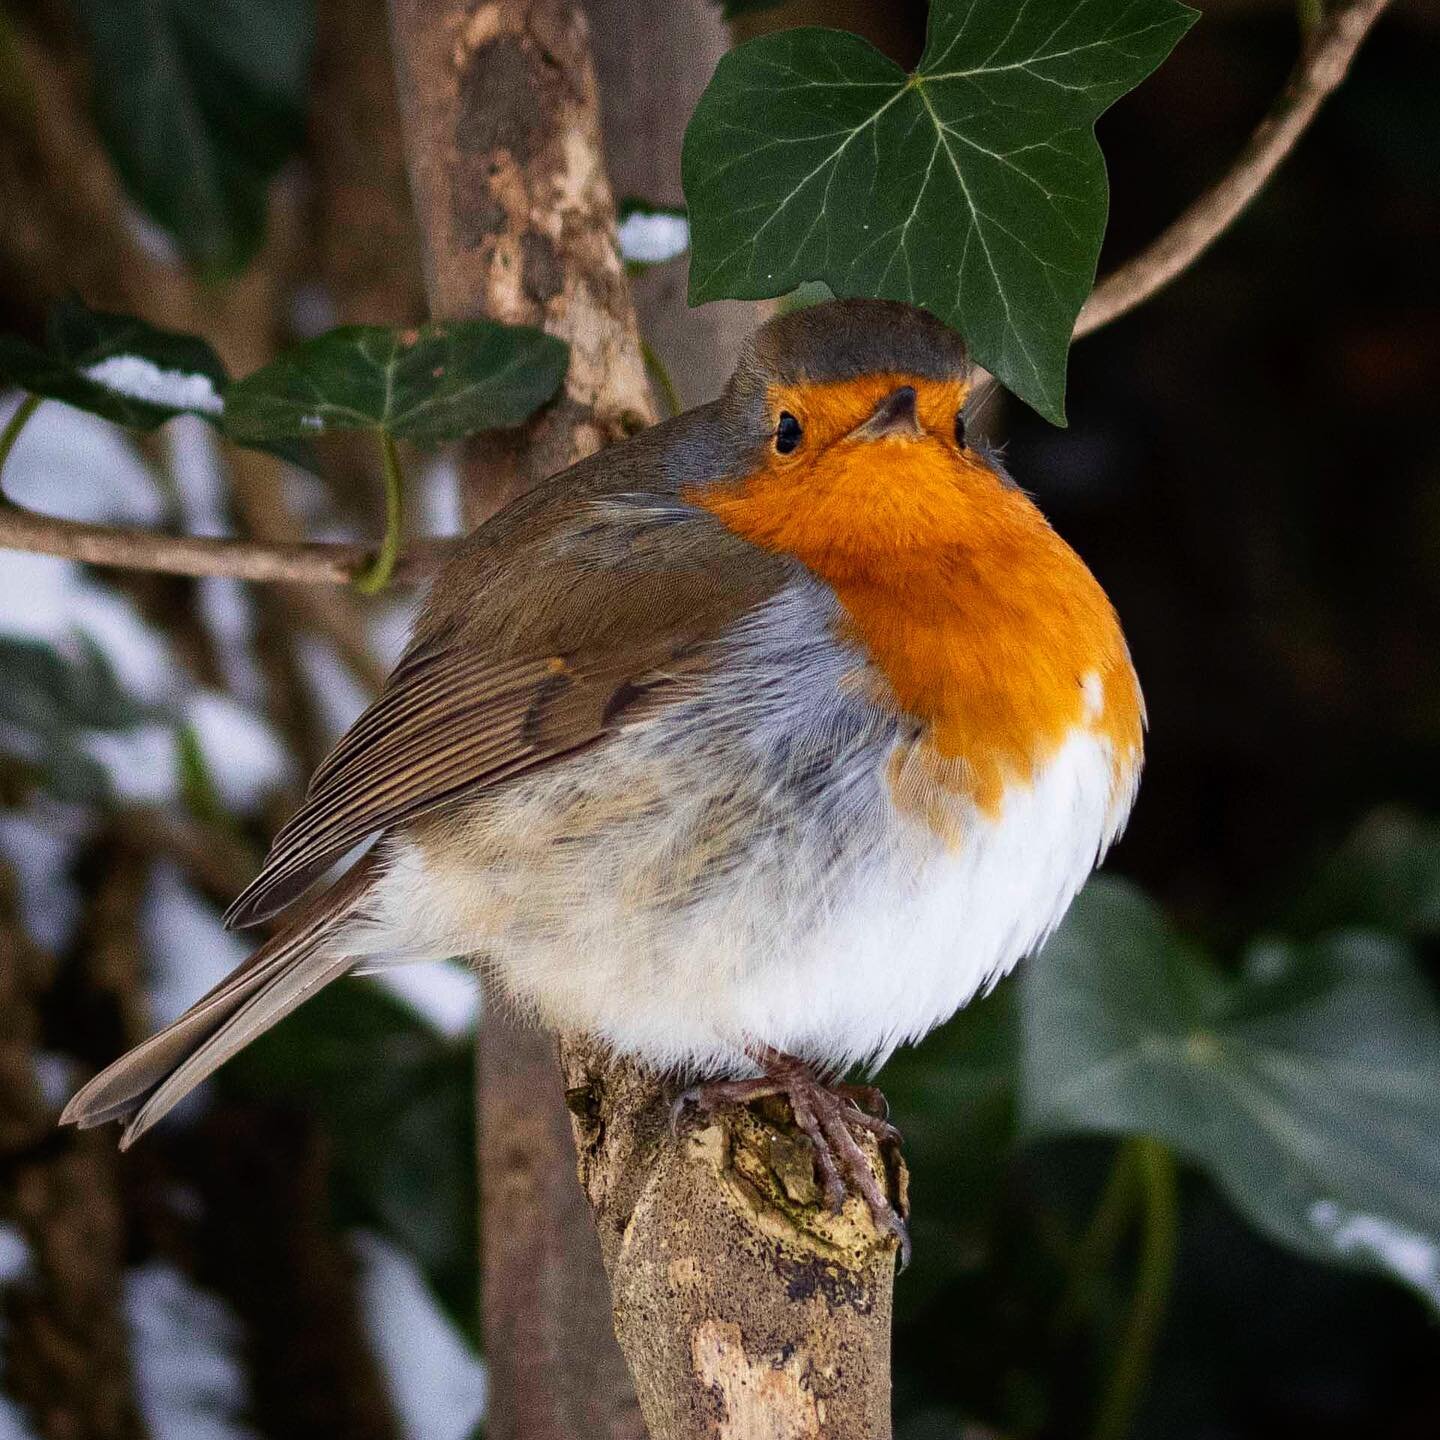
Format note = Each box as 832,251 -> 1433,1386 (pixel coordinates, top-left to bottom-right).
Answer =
224,657 -> 560,927
225,425 -> 791,930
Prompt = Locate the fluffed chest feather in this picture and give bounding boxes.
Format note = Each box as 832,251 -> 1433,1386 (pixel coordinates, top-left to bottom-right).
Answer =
345,577 -> 1140,1074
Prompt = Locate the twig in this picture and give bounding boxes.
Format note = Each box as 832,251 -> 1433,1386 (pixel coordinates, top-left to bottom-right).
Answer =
1090,1138 -> 1180,1440
1076,0 -> 1391,338
353,431 -> 405,594
0,500 -> 454,585
0,393 -> 41,480
641,337 -> 683,419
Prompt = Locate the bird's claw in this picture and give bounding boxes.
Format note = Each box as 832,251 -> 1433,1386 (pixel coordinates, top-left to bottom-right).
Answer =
671,1058 -> 910,1268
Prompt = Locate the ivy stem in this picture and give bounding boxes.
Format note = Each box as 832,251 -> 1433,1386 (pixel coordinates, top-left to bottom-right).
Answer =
640,338 -> 682,419
354,429 -> 405,594
0,394 -> 42,500
1055,1143 -> 1140,1333
1091,1137 -> 1180,1440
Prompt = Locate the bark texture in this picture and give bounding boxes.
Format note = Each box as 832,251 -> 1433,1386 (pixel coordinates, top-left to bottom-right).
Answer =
387,5 -> 900,1437
0,860 -> 144,1440
586,0 -> 756,408
564,1045 -> 902,1440
388,4 -> 651,1438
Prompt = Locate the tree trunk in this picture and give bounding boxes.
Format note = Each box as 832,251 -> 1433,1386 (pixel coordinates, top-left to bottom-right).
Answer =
386,3 -> 900,1436
0,863 -> 145,1440
387,4 -> 651,1438
585,0 -> 755,409
563,1043 -> 901,1440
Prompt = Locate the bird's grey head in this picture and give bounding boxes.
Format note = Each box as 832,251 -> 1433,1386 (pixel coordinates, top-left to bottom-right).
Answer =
729,298 -> 969,400
657,299 -> 973,494
693,299 -> 971,468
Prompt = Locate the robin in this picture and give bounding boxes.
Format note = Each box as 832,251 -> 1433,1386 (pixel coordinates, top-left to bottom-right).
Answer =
62,299 -> 1144,1258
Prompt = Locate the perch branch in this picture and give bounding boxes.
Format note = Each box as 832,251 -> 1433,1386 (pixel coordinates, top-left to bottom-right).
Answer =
0,501 -> 452,585
1076,0 -> 1392,337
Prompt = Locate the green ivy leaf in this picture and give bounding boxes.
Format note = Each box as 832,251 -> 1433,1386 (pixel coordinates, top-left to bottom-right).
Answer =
223,322 -> 570,447
717,1 -> 788,20
73,0 -> 313,277
1021,879 -> 1440,1313
0,299 -> 227,430
1286,808 -> 1440,940
0,635 -> 151,735
683,0 -> 1198,423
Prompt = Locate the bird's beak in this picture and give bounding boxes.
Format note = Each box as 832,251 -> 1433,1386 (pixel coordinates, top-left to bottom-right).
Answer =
847,385 -> 923,442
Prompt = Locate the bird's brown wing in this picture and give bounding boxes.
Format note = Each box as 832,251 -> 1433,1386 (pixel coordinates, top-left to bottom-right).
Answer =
225,461 -> 788,929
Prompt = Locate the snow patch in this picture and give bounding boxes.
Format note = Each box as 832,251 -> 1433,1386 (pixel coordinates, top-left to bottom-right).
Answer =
419,451 -> 463,536
123,1262 -> 255,1440
352,1230 -> 487,1440
165,415 -> 228,536
81,723 -> 180,806
0,390 -> 165,525
288,281 -> 338,339
0,807 -> 87,951
140,863 -> 250,1028
0,1227 -> 34,1439
0,551 -> 177,706
0,1225 -> 32,1287
0,1397 -> 38,1440
31,1052 -> 77,1114
1310,1200 -> 1440,1307
159,418 -> 265,702
197,578 -> 265,704
83,356 -> 224,416
66,584 -> 176,703
297,635 -> 372,744
368,964 -> 479,1038
184,691 -> 289,812
617,210 -> 690,265
369,595 -> 420,669
123,205 -> 184,267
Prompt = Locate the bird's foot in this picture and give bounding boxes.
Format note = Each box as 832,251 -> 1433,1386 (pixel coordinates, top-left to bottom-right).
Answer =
672,1053 -> 910,1268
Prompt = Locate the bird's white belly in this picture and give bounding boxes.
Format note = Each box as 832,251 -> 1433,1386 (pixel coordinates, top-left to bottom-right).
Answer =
595,724 -> 1126,1074
344,722 -> 1128,1076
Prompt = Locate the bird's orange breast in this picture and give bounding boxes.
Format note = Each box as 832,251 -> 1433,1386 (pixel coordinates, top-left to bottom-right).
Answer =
690,377 -> 1143,817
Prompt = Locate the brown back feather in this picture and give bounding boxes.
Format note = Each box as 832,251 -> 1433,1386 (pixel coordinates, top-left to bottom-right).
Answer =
226,406 -> 789,930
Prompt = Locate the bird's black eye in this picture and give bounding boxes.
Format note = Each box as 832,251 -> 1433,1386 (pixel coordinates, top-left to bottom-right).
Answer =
954,412 -> 967,449
775,412 -> 803,454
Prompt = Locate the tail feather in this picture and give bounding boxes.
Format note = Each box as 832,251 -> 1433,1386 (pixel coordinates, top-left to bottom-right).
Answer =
60,854 -> 377,1148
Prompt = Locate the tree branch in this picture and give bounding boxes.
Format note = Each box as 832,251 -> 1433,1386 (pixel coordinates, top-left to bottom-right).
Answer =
1076,0 -> 1392,338
0,500 -> 453,586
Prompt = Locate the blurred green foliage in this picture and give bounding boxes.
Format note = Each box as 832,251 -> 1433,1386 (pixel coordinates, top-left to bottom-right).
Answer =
223,980 -> 480,1343
72,0 -> 314,277
0,633 -> 152,802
